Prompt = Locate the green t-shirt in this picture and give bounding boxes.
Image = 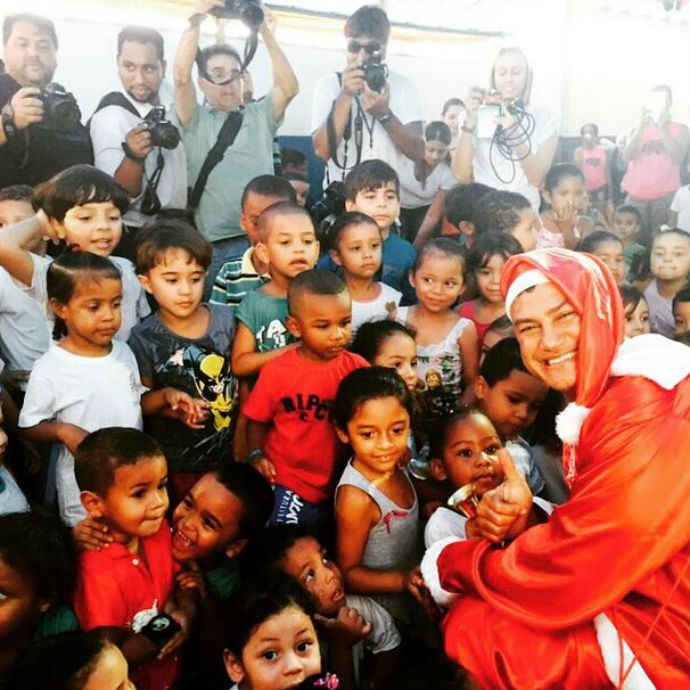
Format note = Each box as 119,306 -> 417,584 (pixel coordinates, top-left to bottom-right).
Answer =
178,95 -> 280,242
235,289 -> 295,353
205,559 -> 240,601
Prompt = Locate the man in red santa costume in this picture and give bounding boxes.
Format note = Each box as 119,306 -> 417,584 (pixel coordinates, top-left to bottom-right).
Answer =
421,247 -> 690,689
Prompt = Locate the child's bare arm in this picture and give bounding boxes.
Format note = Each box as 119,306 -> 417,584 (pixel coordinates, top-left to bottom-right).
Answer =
0,214 -> 45,286
231,322 -> 297,378
246,419 -> 276,482
21,421 -> 88,455
140,377 -> 209,430
458,322 -> 479,404
336,485 -> 418,596
232,379 -> 251,462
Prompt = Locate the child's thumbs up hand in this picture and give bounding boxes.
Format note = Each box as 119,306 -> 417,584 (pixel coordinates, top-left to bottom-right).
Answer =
471,448 -> 533,544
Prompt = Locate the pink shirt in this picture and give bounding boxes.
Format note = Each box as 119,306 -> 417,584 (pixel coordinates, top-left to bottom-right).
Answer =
581,146 -> 608,192
623,123 -> 685,199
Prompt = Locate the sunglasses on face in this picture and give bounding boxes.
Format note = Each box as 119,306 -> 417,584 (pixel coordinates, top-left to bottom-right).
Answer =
347,40 -> 382,55
204,69 -> 243,86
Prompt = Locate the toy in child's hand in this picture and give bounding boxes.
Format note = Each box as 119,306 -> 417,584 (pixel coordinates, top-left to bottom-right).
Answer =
298,672 -> 340,689
447,483 -> 481,519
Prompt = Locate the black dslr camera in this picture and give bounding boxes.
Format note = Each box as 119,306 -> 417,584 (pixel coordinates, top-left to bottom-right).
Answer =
37,86 -> 82,132
310,181 -> 346,228
210,0 -> 264,28
144,106 -> 180,150
362,50 -> 388,93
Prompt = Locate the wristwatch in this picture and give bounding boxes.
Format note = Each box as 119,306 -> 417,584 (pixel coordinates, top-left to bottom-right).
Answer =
1,104 -> 17,140
377,110 -> 394,126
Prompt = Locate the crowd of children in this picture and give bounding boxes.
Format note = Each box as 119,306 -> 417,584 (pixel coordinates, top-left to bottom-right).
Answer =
1,55 -> 690,690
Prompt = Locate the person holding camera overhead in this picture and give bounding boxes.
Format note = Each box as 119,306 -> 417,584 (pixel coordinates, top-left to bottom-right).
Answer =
90,26 -> 188,255
0,13 -> 92,187
311,5 -> 426,186
174,0 -> 299,291
621,84 -> 689,244
453,46 -> 559,213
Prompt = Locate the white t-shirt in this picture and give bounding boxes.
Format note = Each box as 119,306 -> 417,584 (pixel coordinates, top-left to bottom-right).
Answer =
472,105 -> 559,211
19,341 -> 145,525
29,253 -> 150,342
0,267 -> 50,386
399,159 -> 456,209
671,185 -> 690,233
346,593 -> 402,654
351,283 -> 401,336
90,91 -> 188,228
311,70 -> 424,185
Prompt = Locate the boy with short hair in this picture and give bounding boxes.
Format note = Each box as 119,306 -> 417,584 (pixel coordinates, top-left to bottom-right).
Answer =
320,160 -> 417,304
210,175 -> 297,307
612,204 -> 645,277
243,270 -> 368,528
473,189 -> 540,252
128,219 -> 237,502
231,203 -> 320,379
673,286 -> 690,336
73,427 -> 192,690
474,337 -> 548,494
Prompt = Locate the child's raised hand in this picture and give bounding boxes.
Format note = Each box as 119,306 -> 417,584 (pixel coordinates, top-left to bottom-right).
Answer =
552,198 -> 577,227
315,606 -> 372,648
72,517 -> 112,551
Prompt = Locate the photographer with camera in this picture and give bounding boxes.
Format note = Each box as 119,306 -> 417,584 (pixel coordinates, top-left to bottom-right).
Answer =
174,0 -> 298,290
0,13 -> 92,187
311,5 -> 425,185
453,46 -> 559,213
89,27 -> 187,249
621,84 -> 689,243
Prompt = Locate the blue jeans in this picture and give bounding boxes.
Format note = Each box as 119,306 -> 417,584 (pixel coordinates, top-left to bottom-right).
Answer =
205,235 -> 250,300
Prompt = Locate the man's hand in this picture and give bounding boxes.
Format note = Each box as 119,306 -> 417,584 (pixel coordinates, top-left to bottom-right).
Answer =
10,88 -> 44,130
360,82 -> 391,119
124,124 -> 152,160
340,62 -> 365,98
463,86 -> 484,128
191,0 -> 225,16
470,448 -> 532,544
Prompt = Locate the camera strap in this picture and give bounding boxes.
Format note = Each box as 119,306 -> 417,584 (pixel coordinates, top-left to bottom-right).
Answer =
326,72 -> 364,181
89,92 -> 141,124
189,108 -> 244,209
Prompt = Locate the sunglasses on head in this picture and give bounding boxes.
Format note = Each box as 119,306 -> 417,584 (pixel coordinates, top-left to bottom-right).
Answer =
347,40 -> 382,55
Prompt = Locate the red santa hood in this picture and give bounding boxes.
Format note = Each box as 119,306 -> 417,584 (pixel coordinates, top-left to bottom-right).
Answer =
501,248 -> 624,410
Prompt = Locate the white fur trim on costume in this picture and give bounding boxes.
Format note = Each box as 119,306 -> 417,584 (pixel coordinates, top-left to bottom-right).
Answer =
555,402 -> 592,445
420,536 -> 463,608
505,270 -> 549,319
593,613 -> 656,690
611,334 -> 690,390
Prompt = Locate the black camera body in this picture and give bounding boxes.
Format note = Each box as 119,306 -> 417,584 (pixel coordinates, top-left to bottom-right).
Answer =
362,51 -> 388,93
37,86 -> 82,132
210,0 -> 264,28
144,106 -> 180,150
310,181 -> 346,228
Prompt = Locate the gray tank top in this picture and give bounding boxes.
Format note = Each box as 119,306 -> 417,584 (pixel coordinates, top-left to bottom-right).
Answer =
336,461 -> 421,572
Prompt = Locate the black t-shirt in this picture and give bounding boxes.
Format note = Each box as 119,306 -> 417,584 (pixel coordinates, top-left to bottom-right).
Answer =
0,74 -> 93,187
